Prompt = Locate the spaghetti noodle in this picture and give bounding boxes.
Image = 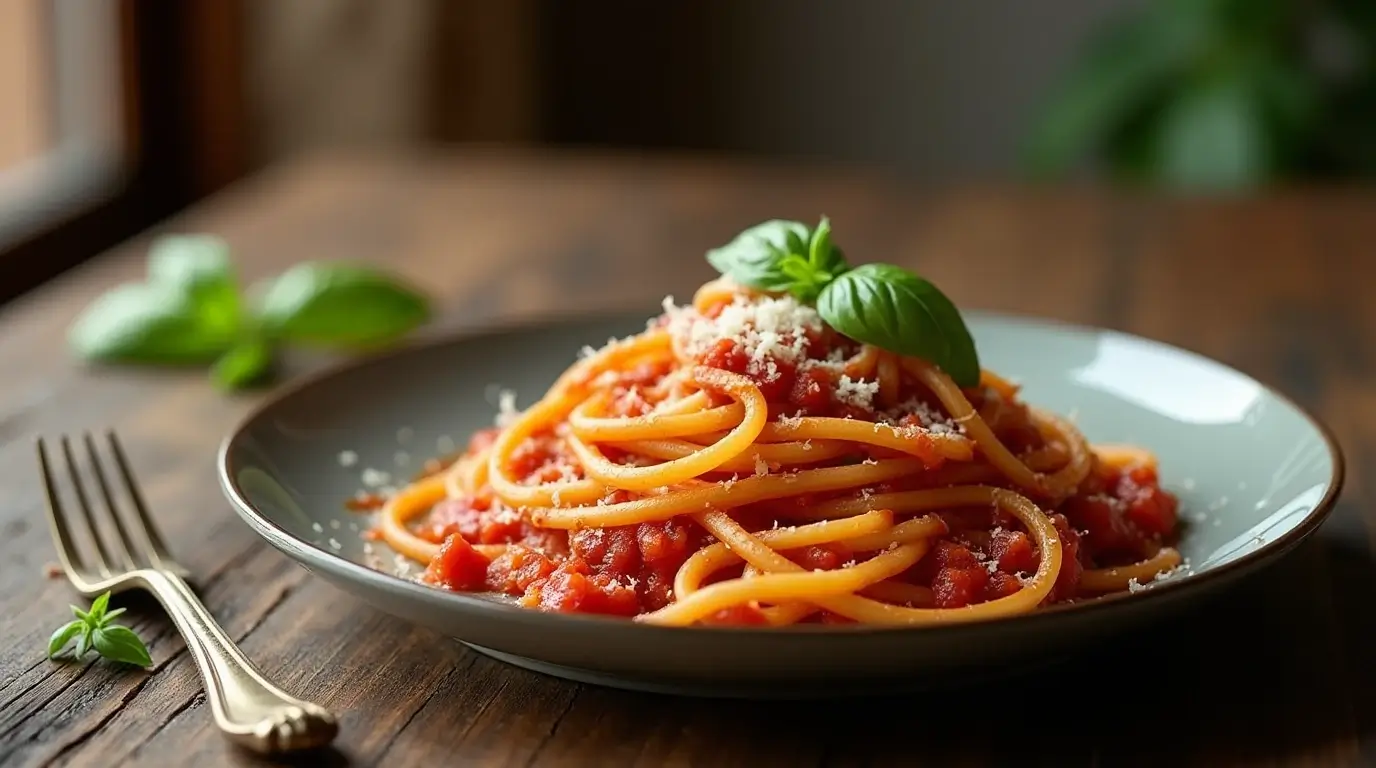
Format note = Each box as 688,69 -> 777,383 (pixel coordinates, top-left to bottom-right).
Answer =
372,278 -> 1183,627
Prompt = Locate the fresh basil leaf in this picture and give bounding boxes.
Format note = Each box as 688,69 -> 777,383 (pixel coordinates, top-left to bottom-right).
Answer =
87,592 -> 110,621
211,338 -> 275,391
74,629 -> 93,660
705,220 -> 811,292
148,235 -> 230,290
69,282 -> 238,364
147,235 -> 242,335
817,263 -> 981,387
101,607 -> 127,623
48,620 -> 85,659
71,605 -> 90,622
256,263 -> 430,349
91,625 -> 153,668
778,255 -> 814,283
805,216 -> 848,278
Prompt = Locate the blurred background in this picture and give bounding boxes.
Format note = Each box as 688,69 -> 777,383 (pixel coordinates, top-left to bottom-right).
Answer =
4,0 -> 1375,303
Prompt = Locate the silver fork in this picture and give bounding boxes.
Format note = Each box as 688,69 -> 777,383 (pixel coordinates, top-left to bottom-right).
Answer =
37,432 -> 338,754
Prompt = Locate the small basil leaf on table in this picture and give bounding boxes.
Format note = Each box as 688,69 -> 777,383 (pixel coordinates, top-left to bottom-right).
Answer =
211,338 -> 275,391
817,263 -> 981,387
68,282 -> 238,363
705,219 -> 812,292
256,263 -> 430,348
48,620 -> 85,659
90,625 -> 153,668
147,234 -> 242,336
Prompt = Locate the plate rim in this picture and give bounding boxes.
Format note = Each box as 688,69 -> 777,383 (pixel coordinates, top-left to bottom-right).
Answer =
217,308 -> 1346,637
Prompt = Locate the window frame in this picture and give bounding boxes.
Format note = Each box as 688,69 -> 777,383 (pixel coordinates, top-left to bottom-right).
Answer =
0,1 -> 248,304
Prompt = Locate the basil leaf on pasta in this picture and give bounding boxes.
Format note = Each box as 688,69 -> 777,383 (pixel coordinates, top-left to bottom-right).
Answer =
705,220 -> 811,293
817,263 -> 981,387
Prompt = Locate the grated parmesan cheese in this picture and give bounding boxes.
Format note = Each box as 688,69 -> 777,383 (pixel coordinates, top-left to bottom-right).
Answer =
753,454 -> 769,477
361,468 -> 391,488
666,294 -> 824,377
835,375 -> 880,410
776,412 -> 804,429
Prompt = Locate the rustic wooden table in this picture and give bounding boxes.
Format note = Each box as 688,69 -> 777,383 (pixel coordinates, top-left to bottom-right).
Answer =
1,151 -> 1371,767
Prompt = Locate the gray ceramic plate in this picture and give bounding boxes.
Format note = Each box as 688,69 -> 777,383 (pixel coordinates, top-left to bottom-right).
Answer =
218,311 -> 1343,698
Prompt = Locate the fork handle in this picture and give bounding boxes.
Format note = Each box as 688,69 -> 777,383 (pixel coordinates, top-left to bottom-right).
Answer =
142,570 -> 338,753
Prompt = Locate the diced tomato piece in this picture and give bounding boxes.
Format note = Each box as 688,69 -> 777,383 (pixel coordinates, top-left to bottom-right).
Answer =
423,497 -> 487,543
584,572 -> 641,616
485,545 -> 557,595
698,338 -> 750,374
787,544 -> 846,571
754,357 -> 797,403
475,514 -> 523,545
1046,513 -> 1083,603
932,540 -> 981,570
520,525 -> 569,557
1060,493 -> 1138,558
1118,467 -> 1179,538
424,534 -> 490,591
526,564 -> 587,612
914,540 -> 977,584
636,520 -> 696,565
989,529 -> 1037,574
569,525 -> 641,576
507,437 -> 558,481
637,566 -> 677,612
789,365 -> 833,414
931,565 -> 989,608
984,571 -> 1023,600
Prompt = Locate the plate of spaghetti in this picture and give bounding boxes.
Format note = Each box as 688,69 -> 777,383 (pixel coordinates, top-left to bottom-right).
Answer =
220,218 -> 1342,696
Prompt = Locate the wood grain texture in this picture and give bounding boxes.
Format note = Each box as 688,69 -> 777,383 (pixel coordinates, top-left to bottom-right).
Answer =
0,150 -> 1370,767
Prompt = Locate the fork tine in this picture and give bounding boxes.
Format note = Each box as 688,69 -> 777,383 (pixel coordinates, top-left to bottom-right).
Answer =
83,432 -> 142,571
60,436 -> 114,578
106,430 -> 176,569
37,438 -> 86,583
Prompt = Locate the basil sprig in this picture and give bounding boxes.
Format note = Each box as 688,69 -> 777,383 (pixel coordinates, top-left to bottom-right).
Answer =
706,218 -> 846,303
48,591 -> 152,668
69,235 -> 431,391
704,218 -> 981,386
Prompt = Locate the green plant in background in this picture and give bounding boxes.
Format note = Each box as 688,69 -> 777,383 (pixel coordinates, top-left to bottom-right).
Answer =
69,235 -> 430,390
1024,0 -> 1376,190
